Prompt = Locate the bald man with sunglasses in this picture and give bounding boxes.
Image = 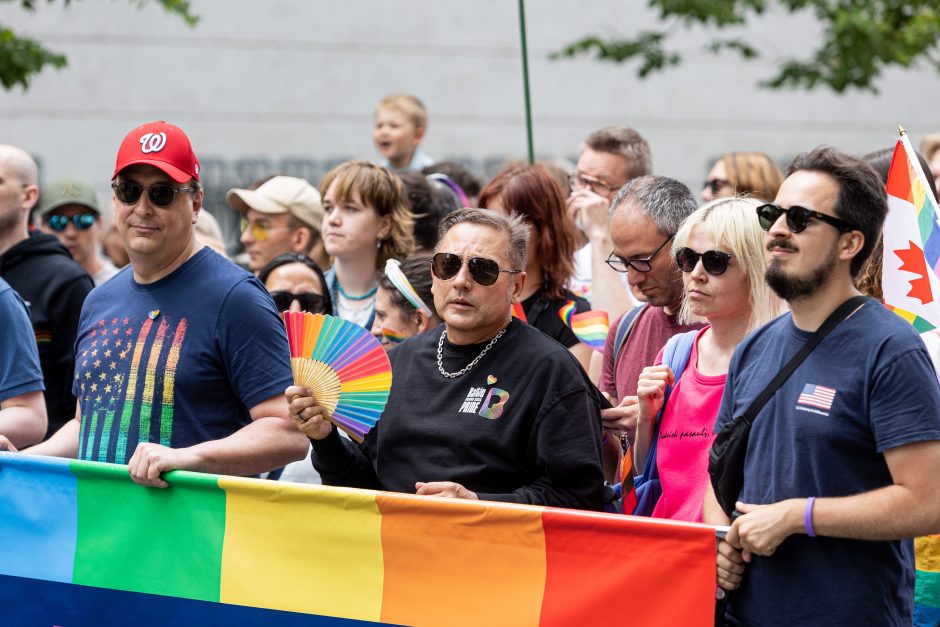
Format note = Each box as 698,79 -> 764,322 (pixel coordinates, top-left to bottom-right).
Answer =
288,208 -> 604,510
17,121 -> 308,488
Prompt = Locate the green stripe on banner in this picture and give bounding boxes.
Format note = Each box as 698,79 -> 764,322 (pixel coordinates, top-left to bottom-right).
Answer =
917,569 -> 940,609
69,460 -> 226,602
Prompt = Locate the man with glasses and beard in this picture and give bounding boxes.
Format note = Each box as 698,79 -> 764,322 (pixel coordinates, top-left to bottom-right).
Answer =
10,121 -> 308,487
287,208 -> 604,510
706,147 -> 940,626
0,146 -> 94,440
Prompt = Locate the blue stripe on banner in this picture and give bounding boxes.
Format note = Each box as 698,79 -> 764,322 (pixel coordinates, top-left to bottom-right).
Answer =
0,574 -> 388,626
0,453 -> 77,583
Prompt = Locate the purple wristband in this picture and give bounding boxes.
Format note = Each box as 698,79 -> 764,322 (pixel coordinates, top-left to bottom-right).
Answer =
804,497 -> 817,537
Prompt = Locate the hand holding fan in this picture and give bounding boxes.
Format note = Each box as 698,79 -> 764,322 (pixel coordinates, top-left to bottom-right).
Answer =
283,311 -> 392,442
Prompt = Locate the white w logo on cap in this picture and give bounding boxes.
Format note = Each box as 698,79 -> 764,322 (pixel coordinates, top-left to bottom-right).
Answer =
139,132 -> 167,154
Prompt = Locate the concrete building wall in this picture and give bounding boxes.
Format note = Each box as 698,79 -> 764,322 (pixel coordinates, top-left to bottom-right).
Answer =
2,0 -> 937,250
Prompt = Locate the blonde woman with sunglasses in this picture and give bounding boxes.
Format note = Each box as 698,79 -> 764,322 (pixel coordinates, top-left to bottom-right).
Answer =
632,196 -> 785,521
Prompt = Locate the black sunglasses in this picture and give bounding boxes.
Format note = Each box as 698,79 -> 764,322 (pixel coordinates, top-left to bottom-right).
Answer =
430,252 -> 520,286
605,235 -> 674,273
45,213 -> 97,232
112,180 -> 198,208
756,203 -> 855,234
675,247 -> 735,276
270,291 -> 327,313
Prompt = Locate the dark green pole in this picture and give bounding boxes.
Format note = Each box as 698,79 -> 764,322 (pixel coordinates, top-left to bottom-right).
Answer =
518,0 -> 535,164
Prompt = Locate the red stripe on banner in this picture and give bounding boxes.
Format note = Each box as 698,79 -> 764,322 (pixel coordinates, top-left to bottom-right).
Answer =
540,510 -> 716,627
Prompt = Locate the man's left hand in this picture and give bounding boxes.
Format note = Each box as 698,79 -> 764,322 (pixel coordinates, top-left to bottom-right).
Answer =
127,442 -> 199,488
415,481 -> 478,500
726,499 -> 803,556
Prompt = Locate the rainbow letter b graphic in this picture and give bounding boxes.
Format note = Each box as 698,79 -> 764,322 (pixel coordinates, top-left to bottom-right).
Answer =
478,388 -> 509,419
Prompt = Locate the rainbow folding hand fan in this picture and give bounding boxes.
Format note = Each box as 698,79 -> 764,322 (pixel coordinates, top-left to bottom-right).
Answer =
283,311 -> 392,442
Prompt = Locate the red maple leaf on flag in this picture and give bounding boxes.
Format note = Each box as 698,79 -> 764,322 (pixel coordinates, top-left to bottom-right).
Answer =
895,241 -> 934,305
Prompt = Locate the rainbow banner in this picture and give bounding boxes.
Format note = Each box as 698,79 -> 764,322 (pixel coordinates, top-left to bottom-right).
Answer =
0,453 -> 716,626
571,310 -> 610,352
883,130 -> 940,331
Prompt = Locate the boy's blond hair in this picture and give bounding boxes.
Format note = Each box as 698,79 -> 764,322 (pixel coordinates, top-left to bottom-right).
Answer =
376,93 -> 428,130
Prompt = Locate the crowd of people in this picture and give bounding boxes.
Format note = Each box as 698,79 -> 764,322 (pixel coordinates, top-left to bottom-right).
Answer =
2,92 -> 940,625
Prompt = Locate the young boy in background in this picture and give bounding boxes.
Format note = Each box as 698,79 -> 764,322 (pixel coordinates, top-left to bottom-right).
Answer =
374,93 -> 434,171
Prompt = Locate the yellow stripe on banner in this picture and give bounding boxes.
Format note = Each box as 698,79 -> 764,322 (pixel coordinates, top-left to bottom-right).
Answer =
916,536 -> 940,573
218,477 -> 384,622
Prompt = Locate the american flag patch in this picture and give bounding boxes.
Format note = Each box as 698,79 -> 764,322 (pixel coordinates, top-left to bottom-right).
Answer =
797,383 -> 836,411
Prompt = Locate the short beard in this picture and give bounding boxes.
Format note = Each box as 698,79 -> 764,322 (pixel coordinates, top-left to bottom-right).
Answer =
765,241 -> 838,302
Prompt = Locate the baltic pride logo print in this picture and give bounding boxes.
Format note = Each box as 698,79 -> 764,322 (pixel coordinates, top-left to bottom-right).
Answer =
458,375 -> 510,420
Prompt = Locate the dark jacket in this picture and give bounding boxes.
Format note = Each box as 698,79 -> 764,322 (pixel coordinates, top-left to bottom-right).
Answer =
0,231 -> 94,436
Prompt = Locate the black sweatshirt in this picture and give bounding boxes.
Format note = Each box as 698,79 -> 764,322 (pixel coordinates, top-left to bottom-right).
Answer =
0,231 -> 94,436
311,318 -> 605,510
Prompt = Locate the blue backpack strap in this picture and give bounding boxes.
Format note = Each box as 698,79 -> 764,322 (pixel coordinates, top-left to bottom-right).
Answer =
614,304 -> 646,361
636,330 -> 699,482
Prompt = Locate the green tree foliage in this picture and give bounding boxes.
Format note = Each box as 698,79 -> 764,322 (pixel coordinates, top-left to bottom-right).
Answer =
1,0 -> 198,90
551,0 -> 940,93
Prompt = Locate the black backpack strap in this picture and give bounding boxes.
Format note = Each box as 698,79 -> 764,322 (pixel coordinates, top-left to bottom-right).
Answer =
741,295 -> 868,425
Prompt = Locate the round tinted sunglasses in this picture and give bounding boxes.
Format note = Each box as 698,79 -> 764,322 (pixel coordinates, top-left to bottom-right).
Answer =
45,213 -> 96,232
112,181 -> 198,208
430,252 -> 520,286
675,247 -> 735,276
269,291 -> 327,313
756,203 -> 855,234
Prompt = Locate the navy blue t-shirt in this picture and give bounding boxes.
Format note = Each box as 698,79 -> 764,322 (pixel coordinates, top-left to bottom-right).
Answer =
716,299 -> 940,626
0,278 -> 44,402
72,248 -> 293,464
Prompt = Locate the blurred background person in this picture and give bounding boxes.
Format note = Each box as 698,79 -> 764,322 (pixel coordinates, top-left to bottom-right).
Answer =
320,161 -> 414,328
634,197 -> 784,522
398,171 -> 459,257
920,132 -> 940,196
102,223 -> 129,268
374,93 -> 433,172
38,178 -> 119,285
700,151 -> 784,203
422,161 -> 482,207
229,175 -> 327,273
480,163 -> 592,371
372,257 -> 441,350
258,253 -> 331,315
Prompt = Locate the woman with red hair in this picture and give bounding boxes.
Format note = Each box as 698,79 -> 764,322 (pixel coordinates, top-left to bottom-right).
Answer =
479,164 -> 592,370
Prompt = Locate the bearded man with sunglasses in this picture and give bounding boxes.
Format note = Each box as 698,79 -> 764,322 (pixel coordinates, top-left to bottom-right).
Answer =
38,178 -> 119,285
17,121 -> 308,487
289,208 -> 604,509
705,147 -> 940,626
0,145 -> 94,439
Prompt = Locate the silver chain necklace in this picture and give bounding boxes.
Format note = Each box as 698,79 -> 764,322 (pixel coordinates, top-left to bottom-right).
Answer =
437,327 -> 507,379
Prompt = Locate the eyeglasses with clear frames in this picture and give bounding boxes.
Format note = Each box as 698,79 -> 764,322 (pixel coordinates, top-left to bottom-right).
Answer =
606,235 -> 674,273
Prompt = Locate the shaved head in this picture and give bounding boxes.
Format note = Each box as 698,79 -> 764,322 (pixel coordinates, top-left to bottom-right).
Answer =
0,145 -> 39,188
0,144 -> 40,244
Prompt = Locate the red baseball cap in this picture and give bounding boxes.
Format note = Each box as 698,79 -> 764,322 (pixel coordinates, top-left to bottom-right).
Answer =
112,121 -> 200,183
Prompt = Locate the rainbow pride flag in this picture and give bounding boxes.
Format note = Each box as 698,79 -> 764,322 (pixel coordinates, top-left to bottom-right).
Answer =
571,310 -> 610,352
511,300 -> 527,323
0,453 -> 716,626
883,130 -> 940,331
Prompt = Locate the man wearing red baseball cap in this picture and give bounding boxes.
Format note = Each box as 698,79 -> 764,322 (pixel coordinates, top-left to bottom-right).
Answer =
20,121 -> 307,486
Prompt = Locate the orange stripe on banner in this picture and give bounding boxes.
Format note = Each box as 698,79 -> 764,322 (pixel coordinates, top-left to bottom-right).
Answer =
540,510 -> 716,627
376,493 -> 546,627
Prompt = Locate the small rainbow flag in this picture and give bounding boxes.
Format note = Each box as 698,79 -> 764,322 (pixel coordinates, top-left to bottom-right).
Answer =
557,300 -> 576,328
381,326 -> 407,344
511,300 -> 527,323
1,454 -> 717,626
566,310 -> 610,352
